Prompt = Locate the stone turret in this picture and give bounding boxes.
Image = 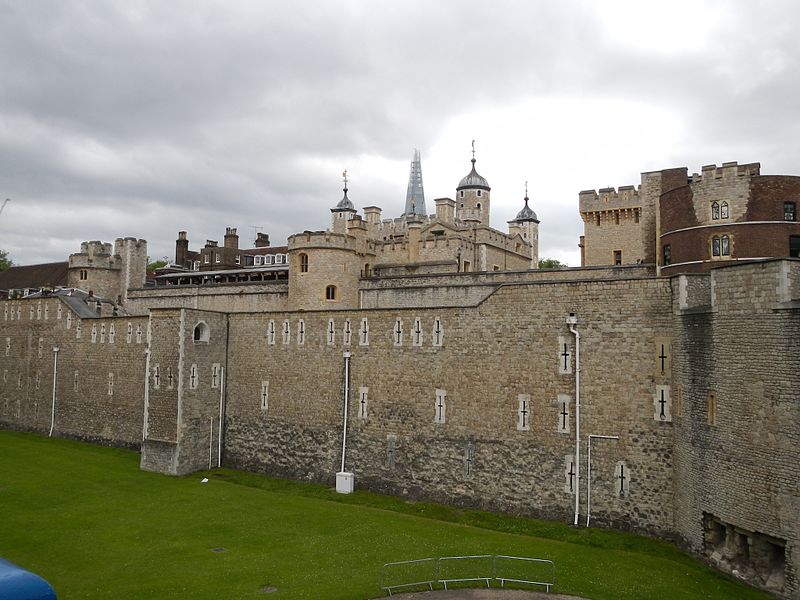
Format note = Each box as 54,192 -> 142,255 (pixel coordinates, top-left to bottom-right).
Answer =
456,144 -> 490,226
508,190 -> 540,269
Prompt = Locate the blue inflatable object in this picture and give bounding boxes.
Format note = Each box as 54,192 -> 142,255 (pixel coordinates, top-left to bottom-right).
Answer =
0,558 -> 57,600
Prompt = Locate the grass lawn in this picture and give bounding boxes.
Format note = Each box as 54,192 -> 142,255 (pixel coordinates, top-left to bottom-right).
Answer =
0,431 -> 770,600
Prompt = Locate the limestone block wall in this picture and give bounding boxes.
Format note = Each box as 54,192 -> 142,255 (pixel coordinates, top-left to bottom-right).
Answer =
141,308 -> 229,475
221,275 -> 675,535
0,297 -> 147,446
689,162 -> 758,225
671,261 -> 800,599
126,283 -> 288,315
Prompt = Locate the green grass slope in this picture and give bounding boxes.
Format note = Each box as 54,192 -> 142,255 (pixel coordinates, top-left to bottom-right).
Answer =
0,431 -> 769,600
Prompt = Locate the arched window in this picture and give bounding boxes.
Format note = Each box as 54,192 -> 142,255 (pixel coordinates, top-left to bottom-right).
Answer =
711,202 -> 720,220
193,321 -> 210,343
720,201 -> 729,219
721,235 -> 730,256
325,285 -> 337,301
476,203 -> 481,210
299,253 -> 309,273
711,236 -> 721,257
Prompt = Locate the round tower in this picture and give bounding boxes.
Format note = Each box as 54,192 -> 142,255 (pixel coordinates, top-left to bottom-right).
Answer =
456,142 -> 490,226
508,187 -> 540,269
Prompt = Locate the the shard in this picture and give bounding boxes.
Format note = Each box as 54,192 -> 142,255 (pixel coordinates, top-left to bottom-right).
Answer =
404,149 -> 426,216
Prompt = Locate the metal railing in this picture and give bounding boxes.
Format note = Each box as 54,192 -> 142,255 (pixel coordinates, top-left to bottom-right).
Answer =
380,555 -> 555,596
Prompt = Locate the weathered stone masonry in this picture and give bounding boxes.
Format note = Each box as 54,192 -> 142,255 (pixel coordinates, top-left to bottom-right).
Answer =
1,260 -> 798,598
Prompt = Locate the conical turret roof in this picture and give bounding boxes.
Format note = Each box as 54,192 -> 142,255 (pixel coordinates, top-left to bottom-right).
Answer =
515,196 -> 538,222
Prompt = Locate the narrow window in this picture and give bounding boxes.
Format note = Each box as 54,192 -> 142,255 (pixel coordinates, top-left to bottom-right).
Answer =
712,236 -> 721,257
100,324 -> 106,344
653,385 -> 672,422
327,319 -> 335,346
434,389 -> 447,424
297,320 -> 305,345
721,235 -> 730,256
613,250 -> 622,265
152,364 -> 160,389
662,244 -> 671,266
91,324 -> 97,344
595,213 -> 601,226
166,366 -> 174,390
204,254 -> 210,264
564,455 -> 576,494
80,269 -> 88,281
357,386 -> 368,419
211,363 -> 220,389
412,317 -> 423,346
615,462 -> 630,497
126,322 -> 133,343
790,235 -> 800,258
393,318 -> 403,346
38,337 -> 43,358
108,324 -> 115,344
432,318 -> 443,347
477,190 -> 482,197
325,285 -> 337,301
282,320 -> 290,345
136,325 -> 143,344
464,442 -> 475,477
784,201 -> 796,221
189,364 -> 198,390
343,319 -> 352,346
215,253 -> 221,263
707,390 -> 717,425
267,320 -> 276,346
557,394 -> 571,434
260,381 -> 269,411
517,394 -> 531,431
711,201 -> 720,220
73,371 -> 79,392
108,372 -> 114,396
462,260 -> 471,272
615,212 -> 620,225
359,318 -> 369,346
299,253 -> 309,273
235,254 -> 240,265
720,201 -> 729,219
386,435 -> 397,469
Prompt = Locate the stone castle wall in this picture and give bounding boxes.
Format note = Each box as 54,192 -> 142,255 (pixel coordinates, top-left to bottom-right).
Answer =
0,297 -> 147,447
126,282 -> 288,315
215,275 -> 675,534
1,261 -> 798,598
671,261 -> 800,597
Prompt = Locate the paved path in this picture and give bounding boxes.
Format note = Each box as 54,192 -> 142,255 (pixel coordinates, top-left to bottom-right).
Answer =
370,590 -> 584,600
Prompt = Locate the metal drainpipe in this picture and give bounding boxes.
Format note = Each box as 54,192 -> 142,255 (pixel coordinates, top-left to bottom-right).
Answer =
567,314 -> 580,526
340,352 -> 352,473
142,346 -> 150,441
49,346 -> 59,437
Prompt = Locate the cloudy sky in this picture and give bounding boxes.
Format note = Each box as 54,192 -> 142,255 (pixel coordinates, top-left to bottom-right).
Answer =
1,0 -> 798,267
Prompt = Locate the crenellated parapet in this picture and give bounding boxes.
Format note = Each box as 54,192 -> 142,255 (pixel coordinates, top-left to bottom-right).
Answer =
579,185 -> 641,215
690,161 -> 760,184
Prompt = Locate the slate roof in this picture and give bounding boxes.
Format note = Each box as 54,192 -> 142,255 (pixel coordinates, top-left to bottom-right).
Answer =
0,262 -> 68,292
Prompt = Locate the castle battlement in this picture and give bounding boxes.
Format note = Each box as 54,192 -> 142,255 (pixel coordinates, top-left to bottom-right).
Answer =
690,161 -> 760,183
579,184 -> 641,213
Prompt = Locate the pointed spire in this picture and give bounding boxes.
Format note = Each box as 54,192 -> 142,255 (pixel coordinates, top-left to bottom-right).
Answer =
405,149 -> 426,215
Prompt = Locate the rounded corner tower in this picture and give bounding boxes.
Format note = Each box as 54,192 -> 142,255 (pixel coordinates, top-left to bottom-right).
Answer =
456,145 -> 491,226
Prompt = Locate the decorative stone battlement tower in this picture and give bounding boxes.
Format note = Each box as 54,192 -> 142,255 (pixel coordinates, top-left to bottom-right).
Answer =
67,237 -> 147,305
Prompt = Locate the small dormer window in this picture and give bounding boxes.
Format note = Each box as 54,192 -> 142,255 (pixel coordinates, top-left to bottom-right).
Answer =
265,255 -> 274,265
